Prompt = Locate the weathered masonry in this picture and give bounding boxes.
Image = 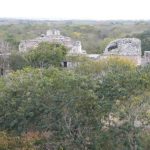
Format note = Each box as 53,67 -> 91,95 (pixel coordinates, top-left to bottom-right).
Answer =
18,30 -> 150,67
19,29 -> 86,55
103,38 -> 142,65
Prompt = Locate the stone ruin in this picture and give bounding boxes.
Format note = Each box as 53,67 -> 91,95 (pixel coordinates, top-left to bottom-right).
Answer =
102,38 -> 141,65
103,38 -> 150,65
104,38 -> 141,56
18,30 -> 150,67
19,29 -> 86,55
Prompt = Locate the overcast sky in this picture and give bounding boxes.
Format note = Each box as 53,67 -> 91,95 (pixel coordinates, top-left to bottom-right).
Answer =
0,0 -> 150,20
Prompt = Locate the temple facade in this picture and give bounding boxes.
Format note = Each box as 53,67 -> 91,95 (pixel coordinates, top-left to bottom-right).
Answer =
19,29 -> 86,55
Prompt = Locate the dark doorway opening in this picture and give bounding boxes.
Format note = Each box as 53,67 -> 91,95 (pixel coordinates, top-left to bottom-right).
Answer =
64,61 -> 67,67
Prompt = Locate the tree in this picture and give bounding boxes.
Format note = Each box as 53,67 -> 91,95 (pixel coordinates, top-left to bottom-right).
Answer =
134,30 -> 150,55
24,42 -> 67,68
95,60 -> 150,150
0,57 -> 150,149
9,52 -> 27,70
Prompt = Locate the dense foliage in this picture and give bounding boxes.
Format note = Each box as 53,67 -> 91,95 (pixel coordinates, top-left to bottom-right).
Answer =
0,20 -> 150,149
9,42 -> 68,70
134,30 -> 150,55
0,56 -> 150,149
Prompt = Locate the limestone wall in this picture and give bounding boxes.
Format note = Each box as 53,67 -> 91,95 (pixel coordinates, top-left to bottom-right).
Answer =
104,38 -> 141,56
103,38 -> 142,65
19,30 -> 86,55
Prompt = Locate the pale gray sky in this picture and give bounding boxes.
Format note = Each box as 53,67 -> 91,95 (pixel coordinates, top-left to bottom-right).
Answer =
0,0 -> 150,20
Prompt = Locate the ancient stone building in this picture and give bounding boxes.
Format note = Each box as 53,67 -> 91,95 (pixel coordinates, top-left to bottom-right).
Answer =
19,29 -> 86,55
103,38 -> 142,65
46,29 -> 60,36
18,30 -> 150,67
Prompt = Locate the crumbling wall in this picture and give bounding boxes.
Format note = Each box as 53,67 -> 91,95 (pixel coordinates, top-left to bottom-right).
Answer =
104,38 -> 141,56
19,30 -> 86,55
103,38 -> 142,65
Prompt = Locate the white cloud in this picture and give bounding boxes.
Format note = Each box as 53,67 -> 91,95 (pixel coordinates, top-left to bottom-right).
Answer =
0,0 -> 149,20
